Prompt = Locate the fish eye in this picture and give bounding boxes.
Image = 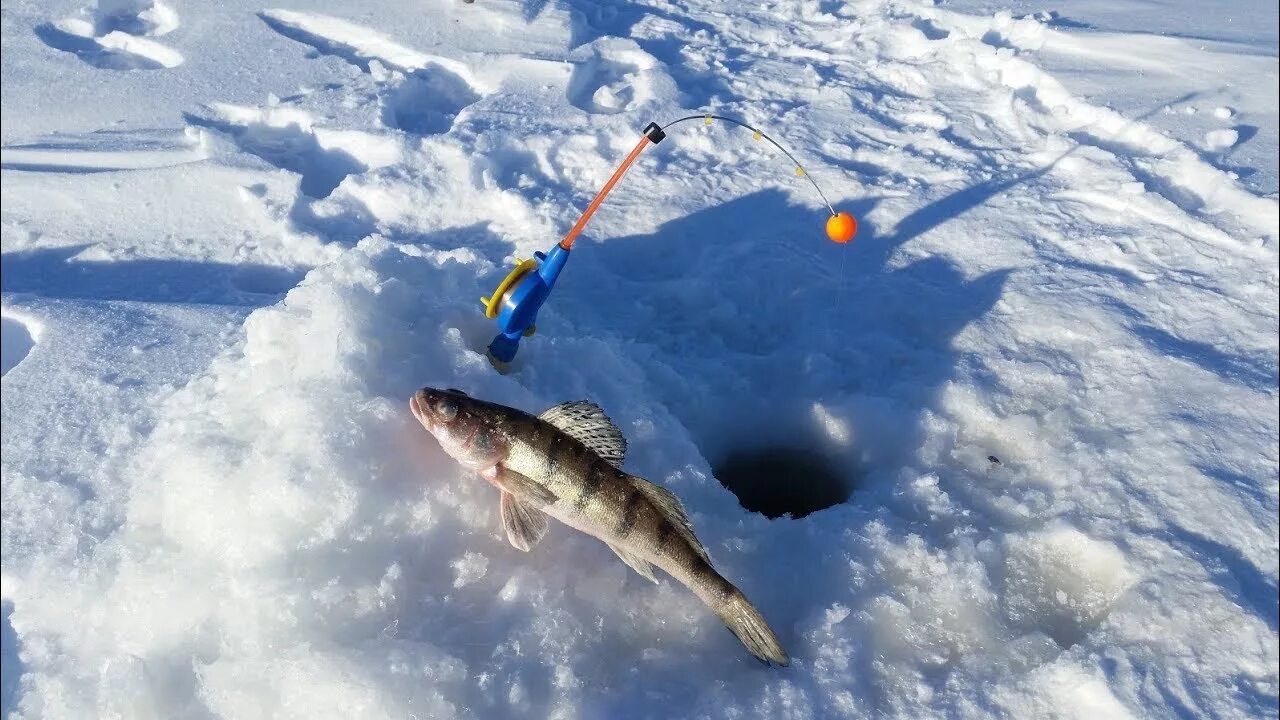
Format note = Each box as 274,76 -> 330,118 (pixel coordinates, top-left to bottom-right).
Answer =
434,398 -> 458,421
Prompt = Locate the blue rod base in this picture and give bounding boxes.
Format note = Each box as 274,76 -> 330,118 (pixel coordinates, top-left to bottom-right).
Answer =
487,332 -> 522,364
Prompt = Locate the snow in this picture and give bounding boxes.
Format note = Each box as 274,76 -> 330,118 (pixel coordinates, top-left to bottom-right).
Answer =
2,0 -> 1277,718
1206,127 -> 1241,152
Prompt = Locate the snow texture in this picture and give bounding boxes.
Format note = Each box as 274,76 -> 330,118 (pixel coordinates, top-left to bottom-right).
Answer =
2,0 -> 1277,718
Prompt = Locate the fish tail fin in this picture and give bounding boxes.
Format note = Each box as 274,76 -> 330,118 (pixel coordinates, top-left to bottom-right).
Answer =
715,588 -> 790,666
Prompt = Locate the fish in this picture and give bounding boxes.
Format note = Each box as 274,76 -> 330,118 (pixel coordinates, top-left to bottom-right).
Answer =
409,386 -> 790,666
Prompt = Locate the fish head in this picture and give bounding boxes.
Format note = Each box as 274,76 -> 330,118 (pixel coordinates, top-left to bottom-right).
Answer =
410,386 -> 509,470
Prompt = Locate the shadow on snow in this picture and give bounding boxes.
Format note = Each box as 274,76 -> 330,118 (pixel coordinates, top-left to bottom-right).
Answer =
1,245 -> 306,306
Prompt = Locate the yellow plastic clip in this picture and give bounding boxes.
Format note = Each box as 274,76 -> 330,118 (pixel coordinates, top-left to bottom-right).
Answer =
481,258 -> 539,319
795,166 -> 806,177
752,130 -> 762,141
704,115 -> 713,125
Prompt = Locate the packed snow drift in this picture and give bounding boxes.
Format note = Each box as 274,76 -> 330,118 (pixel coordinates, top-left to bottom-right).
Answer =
2,0 -> 1277,718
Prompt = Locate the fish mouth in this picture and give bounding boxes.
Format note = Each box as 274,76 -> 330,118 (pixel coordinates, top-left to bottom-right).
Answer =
409,392 -> 432,430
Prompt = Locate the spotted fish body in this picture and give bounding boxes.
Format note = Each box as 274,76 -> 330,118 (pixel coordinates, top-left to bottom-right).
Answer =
410,386 -> 789,666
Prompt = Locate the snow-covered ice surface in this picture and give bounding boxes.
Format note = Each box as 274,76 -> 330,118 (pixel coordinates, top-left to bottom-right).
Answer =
2,0 -> 1277,717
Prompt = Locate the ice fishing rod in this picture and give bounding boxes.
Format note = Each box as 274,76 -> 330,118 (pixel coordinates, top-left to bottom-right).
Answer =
482,114 -> 859,366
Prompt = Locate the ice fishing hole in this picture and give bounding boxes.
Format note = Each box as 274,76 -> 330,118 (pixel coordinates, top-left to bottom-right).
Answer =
713,447 -> 855,519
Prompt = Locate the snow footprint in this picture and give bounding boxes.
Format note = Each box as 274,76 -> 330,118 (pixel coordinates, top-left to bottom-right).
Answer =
567,38 -> 663,115
258,9 -> 483,136
1,312 -> 40,377
185,103 -> 401,198
377,65 -> 481,135
1001,526 -> 1135,648
36,0 -> 183,70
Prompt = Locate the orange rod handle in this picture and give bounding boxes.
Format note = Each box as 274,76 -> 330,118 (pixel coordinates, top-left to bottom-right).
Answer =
558,134 -> 652,250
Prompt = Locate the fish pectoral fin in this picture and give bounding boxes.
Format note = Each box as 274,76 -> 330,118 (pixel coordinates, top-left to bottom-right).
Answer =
538,400 -> 627,468
501,491 -> 550,552
606,542 -> 658,583
490,465 -> 556,506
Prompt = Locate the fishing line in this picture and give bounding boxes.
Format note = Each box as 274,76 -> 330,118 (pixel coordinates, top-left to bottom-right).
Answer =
660,115 -> 853,321
557,114 -> 844,250
659,114 -> 838,216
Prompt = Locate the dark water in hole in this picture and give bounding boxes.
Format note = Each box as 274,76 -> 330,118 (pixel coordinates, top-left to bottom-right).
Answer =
713,447 -> 854,519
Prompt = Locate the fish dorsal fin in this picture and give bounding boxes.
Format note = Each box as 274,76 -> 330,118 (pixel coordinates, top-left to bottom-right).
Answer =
606,542 -> 658,583
630,476 -> 711,564
501,490 -> 550,552
538,401 -> 627,468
